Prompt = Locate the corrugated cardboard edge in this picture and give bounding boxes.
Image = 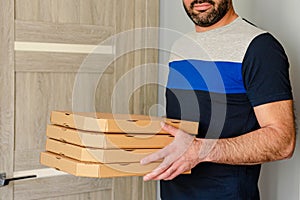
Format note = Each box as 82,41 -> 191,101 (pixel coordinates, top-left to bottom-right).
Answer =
50,111 -> 106,132
45,138 -> 158,163
46,124 -> 107,148
46,138 -> 103,163
46,124 -> 174,149
40,151 -> 99,177
40,151 -> 162,178
50,111 -> 198,135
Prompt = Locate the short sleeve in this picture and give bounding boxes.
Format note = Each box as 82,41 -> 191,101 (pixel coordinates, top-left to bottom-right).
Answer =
242,33 -> 293,107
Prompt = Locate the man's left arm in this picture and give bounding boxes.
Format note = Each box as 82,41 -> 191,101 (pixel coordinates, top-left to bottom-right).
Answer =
142,99 -> 295,181
205,99 -> 295,165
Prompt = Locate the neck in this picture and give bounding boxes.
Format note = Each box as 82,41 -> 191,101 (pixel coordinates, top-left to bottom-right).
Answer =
195,8 -> 238,32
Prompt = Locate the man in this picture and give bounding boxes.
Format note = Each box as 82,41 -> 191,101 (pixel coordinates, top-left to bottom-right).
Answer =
141,0 -> 296,199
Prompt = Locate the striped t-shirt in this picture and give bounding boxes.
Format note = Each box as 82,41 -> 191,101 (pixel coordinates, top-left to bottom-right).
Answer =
162,17 -> 292,200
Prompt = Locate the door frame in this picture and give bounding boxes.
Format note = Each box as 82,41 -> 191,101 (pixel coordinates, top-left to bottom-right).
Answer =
0,0 -> 15,199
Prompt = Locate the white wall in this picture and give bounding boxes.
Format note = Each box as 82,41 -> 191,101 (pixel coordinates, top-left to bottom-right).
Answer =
234,1 -> 300,200
159,1 -> 300,199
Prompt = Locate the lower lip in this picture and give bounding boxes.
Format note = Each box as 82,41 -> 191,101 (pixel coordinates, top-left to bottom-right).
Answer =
193,3 -> 212,11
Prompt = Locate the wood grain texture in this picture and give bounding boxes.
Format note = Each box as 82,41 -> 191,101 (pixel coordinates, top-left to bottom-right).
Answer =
15,0 -> 55,22
134,2 -> 158,198
113,179 -> 155,200
113,0 -> 135,114
15,51 -> 114,73
144,0 -> 159,116
132,0 -> 147,115
111,1 -> 158,198
143,180 -> 157,200
14,73 -> 75,171
15,0 -> 116,26
57,0 -> 80,24
14,72 -> 115,170
14,176 -> 112,200
14,72 -> 111,170
0,0 -> 14,199
40,189 -> 112,200
143,0 -> 159,116
16,20 -> 114,45
80,0 -> 116,26
112,177 -> 143,200
95,73 -> 115,113
14,149 -> 45,171
13,0 -> 159,199
141,1 -> 159,198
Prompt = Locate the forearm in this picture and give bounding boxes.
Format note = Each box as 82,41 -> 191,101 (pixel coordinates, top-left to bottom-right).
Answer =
142,101 -> 295,181
200,126 -> 295,165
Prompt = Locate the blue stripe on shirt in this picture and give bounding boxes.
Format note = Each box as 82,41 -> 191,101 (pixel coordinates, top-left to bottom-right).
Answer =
167,59 -> 246,94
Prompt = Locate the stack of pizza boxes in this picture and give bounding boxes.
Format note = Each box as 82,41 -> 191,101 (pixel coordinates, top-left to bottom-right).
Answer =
40,111 -> 198,178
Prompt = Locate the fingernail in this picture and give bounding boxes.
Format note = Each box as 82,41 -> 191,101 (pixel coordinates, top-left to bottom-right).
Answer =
160,122 -> 166,127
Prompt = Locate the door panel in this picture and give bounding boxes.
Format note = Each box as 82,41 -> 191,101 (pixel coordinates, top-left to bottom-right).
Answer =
15,72 -> 77,171
15,0 -> 115,26
79,0 -> 115,26
112,177 -> 157,200
39,190 -> 112,200
15,20 -> 114,45
8,0 -> 159,199
13,176 -> 112,200
15,52 -> 114,73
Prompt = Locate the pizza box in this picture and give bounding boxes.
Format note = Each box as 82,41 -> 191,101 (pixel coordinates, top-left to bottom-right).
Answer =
40,151 -> 161,178
50,111 -> 199,135
46,124 -> 174,149
46,138 -> 158,163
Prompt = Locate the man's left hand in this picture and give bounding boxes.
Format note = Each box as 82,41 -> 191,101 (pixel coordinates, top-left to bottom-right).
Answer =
141,122 -> 202,181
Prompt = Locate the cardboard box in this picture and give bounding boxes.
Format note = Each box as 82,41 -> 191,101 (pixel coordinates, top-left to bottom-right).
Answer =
40,151 -> 161,178
46,138 -> 159,163
50,111 -> 199,135
41,111 -> 196,178
46,124 -> 174,149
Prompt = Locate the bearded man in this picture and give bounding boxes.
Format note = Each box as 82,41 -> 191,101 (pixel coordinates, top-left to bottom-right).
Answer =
141,0 -> 296,199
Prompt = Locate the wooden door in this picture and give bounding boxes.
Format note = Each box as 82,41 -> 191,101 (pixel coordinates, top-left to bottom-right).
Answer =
0,0 -> 159,199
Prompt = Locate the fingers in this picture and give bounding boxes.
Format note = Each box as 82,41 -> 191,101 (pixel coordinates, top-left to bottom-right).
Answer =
143,162 -> 169,181
161,122 -> 179,136
140,148 -> 168,165
161,122 -> 195,140
164,163 -> 188,180
161,160 -> 188,180
141,123 -> 197,181
143,159 -> 189,181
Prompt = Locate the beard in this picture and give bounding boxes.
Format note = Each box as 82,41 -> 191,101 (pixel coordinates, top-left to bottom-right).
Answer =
183,0 -> 230,27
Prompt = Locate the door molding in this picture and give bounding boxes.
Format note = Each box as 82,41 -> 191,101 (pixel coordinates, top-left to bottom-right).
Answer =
13,168 -> 67,179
